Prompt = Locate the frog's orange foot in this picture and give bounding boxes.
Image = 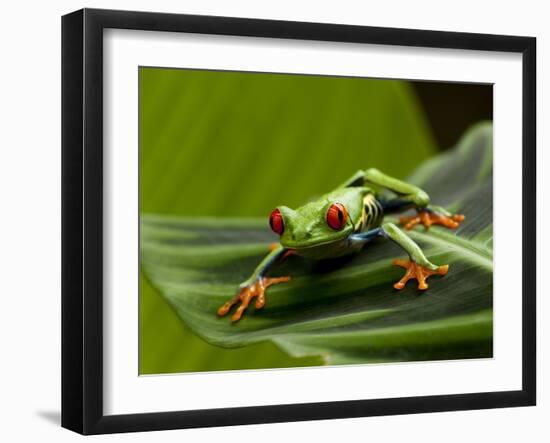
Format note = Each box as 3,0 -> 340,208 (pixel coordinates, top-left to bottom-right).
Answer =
217,276 -> 291,322
399,210 -> 465,230
392,259 -> 449,290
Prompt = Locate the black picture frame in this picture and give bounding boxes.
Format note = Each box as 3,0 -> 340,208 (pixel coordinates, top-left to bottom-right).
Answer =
61,8 -> 536,435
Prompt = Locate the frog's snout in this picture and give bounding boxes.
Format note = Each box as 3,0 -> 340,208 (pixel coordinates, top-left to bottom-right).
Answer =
291,227 -> 313,241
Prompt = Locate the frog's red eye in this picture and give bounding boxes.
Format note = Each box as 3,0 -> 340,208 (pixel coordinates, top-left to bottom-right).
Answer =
269,209 -> 284,235
326,203 -> 348,230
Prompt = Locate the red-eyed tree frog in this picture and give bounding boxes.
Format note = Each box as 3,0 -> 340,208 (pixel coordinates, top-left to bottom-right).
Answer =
218,168 -> 465,322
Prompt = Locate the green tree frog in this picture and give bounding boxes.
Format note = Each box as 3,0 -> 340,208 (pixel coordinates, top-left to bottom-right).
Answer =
218,168 -> 465,322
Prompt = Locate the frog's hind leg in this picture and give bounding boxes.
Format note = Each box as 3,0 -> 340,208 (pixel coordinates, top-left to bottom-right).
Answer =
350,222 -> 448,290
380,199 -> 464,230
362,168 -> 465,230
398,208 -> 465,230
337,169 -> 367,188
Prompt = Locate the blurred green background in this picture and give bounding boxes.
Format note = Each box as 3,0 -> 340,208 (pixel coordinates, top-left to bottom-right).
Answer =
139,67 -> 492,374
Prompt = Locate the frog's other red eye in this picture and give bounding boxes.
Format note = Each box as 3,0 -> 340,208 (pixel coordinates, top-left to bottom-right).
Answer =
326,203 -> 348,230
269,209 -> 284,235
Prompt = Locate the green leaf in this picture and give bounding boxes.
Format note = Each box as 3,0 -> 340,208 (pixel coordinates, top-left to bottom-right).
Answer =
141,122 -> 493,365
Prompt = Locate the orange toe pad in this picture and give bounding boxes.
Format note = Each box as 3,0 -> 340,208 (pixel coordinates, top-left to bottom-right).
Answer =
217,276 -> 290,322
392,259 -> 448,290
400,211 -> 465,230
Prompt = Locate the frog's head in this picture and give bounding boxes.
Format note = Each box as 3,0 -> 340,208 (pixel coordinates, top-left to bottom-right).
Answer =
269,197 -> 355,251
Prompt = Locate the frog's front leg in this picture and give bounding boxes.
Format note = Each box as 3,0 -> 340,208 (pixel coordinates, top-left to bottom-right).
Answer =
351,222 -> 448,290
217,245 -> 292,322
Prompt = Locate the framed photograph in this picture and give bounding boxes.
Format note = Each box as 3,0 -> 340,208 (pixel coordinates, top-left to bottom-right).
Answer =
61,8 -> 536,435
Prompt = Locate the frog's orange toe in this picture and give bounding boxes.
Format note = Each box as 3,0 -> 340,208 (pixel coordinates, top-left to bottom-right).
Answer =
217,276 -> 291,322
217,303 -> 232,317
399,211 -> 465,230
392,259 -> 448,290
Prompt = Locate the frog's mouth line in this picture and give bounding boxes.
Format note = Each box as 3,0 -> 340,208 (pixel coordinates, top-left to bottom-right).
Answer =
280,231 -> 351,250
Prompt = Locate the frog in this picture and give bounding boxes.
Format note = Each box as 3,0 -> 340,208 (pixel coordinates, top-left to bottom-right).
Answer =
217,168 -> 465,322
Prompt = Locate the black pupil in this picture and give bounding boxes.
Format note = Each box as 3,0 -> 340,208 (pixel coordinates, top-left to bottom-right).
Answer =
337,208 -> 343,223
